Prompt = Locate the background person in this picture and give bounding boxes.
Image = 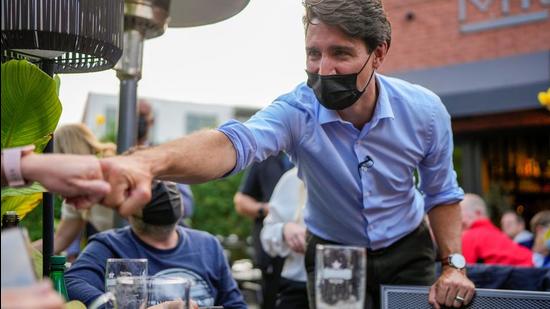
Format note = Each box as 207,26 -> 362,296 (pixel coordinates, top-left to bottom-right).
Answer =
33,124 -> 117,260
261,167 -> 309,309
460,194 -> 534,266
137,99 -> 155,147
530,210 -> 550,268
501,210 -> 534,248
65,181 -> 246,308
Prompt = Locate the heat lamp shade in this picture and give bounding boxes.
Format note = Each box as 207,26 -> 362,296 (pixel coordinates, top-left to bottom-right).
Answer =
169,0 -> 250,27
1,0 -> 124,73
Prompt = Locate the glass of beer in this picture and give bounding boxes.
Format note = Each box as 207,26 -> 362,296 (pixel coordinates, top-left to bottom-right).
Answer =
315,244 -> 366,309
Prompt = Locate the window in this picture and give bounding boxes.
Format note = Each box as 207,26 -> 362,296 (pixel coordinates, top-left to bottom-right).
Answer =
185,113 -> 217,134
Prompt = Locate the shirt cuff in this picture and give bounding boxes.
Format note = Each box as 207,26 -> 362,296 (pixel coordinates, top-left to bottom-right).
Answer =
217,120 -> 257,177
261,222 -> 291,258
424,188 -> 464,213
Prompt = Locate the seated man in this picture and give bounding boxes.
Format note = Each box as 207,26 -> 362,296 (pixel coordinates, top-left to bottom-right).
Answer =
65,181 -> 246,308
460,193 -> 533,266
500,211 -> 534,249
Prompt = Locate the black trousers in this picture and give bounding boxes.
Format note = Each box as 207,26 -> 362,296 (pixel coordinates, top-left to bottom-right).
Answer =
304,221 -> 436,309
275,278 -> 309,309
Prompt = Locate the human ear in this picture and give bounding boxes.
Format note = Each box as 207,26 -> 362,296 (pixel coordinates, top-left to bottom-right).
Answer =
373,42 -> 388,70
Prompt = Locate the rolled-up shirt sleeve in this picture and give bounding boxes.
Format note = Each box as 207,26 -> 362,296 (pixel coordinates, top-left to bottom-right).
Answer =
217,100 -> 298,176
419,99 -> 464,212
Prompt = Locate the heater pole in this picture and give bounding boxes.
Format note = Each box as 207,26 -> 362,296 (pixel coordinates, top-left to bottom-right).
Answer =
39,59 -> 56,278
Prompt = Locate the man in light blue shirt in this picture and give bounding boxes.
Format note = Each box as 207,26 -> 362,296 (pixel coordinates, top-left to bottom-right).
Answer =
99,1 -> 475,308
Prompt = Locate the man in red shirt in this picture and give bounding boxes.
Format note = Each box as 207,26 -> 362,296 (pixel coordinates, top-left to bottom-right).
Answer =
460,194 -> 533,266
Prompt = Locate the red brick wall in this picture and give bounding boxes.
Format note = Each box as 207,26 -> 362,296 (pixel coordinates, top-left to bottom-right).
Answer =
380,0 -> 550,73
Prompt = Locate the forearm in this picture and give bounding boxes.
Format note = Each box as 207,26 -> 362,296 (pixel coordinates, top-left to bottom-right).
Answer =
428,202 -> 462,260
53,219 -> 85,254
133,129 -> 237,183
233,192 -> 267,219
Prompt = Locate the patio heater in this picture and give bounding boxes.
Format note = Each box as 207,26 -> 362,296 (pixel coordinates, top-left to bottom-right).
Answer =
1,0 -> 124,276
115,0 -> 250,153
113,0 -> 249,227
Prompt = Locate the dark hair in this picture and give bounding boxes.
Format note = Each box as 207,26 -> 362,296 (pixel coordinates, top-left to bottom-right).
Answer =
303,0 -> 392,52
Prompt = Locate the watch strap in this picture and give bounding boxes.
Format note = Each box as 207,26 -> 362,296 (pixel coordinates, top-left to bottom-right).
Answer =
2,145 -> 35,187
257,205 -> 265,219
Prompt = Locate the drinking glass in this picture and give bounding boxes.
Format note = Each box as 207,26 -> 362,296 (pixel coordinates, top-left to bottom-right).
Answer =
105,258 -> 148,295
89,276 -> 148,309
315,244 -> 366,309
147,276 -> 191,309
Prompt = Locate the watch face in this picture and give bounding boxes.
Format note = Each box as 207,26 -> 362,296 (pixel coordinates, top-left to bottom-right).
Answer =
450,254 -> 466,269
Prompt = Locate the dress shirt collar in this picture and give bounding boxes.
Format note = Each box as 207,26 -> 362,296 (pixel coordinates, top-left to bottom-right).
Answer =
317,74 -> 395,125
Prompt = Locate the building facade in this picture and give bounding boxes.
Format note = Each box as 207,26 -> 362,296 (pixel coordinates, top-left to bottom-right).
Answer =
82,93 -> 257,145
382,0 -> 550,221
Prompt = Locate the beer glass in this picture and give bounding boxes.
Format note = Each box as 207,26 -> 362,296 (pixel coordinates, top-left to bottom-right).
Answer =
147,276 -> 191,309
315,244 -> 366,309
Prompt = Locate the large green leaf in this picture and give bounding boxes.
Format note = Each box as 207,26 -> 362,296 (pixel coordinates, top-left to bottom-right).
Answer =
1,60 -> 62,219
1,60 -> 62,150
1,193 -> 42,219
1,182 -> 47,198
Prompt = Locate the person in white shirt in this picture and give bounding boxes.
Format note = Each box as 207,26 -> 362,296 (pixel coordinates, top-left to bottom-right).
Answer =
261,168 -> 309,309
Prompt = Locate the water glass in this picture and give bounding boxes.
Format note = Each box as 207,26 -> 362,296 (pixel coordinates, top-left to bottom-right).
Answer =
147,276 -> 191,309
315,244 -> 366,309
90,276 -> 148,309
105,258 -> 148,294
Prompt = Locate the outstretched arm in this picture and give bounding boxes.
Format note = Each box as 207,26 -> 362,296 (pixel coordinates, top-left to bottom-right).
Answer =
100,129 -> 236,216
2,150 -> 110,209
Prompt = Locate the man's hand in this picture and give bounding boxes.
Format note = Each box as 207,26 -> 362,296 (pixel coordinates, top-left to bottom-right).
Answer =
22,153 -> 111,208
428,267 -> 475,308
283,222 -> 306,254
99,155 -> 153,217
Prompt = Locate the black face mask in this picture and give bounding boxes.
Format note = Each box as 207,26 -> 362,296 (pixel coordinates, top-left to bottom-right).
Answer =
141,181 -> 183,226
306,53 -> 375,110
137,114 -> 148,141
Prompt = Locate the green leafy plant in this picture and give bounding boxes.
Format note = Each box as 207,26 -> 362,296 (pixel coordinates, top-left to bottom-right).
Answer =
1,60 -> 62,219
191,172 -> 251,239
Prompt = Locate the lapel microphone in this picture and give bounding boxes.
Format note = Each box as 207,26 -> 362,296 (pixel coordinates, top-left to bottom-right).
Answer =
358,155 -> 374,171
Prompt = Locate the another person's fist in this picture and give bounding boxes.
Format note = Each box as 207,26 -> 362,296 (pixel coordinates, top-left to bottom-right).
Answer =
22,153 -> 111,209
1,281 -> 65,309
99,155 -> 153,217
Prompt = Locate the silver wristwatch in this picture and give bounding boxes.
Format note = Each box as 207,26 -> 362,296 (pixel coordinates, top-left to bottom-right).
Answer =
442,254 -> 466,270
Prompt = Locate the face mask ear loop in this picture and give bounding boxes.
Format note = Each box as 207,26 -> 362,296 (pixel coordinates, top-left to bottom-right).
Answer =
360,69 -> 376,93
357,51 -> 373,75
359,52 -> 375,92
